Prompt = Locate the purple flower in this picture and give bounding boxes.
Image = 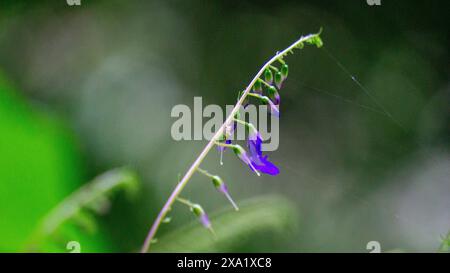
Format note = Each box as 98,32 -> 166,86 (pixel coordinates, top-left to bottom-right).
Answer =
247,131 -> 279,176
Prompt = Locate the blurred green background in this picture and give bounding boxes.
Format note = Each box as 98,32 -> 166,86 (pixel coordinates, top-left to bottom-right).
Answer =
0,0 -> 448,252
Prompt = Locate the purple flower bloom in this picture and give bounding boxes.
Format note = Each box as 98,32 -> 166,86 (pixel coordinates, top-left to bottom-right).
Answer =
247,132 -> 279,176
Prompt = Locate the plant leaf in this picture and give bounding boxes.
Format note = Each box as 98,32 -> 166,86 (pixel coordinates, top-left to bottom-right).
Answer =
26,167 -> 139,251
152,195 -> 297,252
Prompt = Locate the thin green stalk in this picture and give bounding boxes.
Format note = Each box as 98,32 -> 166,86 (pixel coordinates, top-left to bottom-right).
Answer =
176,197 -> 195,208
259,79 -> 272,88
269,65 -> 279,72
197,168 -> 214,178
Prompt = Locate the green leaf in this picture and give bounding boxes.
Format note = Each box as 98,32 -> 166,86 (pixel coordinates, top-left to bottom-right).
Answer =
26,167 -> 139,252
152,195 -> 297,252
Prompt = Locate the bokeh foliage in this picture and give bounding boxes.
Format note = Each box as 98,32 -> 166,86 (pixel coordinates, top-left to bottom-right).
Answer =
153,196 -> 297,252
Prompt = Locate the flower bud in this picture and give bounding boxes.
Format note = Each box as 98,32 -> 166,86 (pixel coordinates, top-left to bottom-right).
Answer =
211,175 -> 239,211
314,36 -> 323,48
232,144 -> 245,158
218,134 -> 226,142
307,36 -> 323,48
264,68 -> 273,84
232,145 -> 260,176
274,72 -> 283,90
261,96 -> 279,117
253,80 -> 262,94
267,86 -> 280,105
281,64 -> 289,80
191,204 -> 212,229
211,175 -> 222,188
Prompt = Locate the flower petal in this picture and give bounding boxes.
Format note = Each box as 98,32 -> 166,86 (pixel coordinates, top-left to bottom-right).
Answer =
247,133 -> 279,176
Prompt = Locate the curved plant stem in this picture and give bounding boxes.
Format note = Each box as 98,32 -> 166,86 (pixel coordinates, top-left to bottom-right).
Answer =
140,31 -> 322,253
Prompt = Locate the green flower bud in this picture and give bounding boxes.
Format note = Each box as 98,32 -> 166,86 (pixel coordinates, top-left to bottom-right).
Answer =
260,96 -> 271,105
268,85 -> 277,95
267,86 -> 280,104
264,68 -> 273,84
314,36 -> 323,48
211,175 -> 239,211
253,80 -> 262,93
232,145 -> 243,156
306,36 -> 323,48
190,204 -> 212,229
211,175 -> 223,188
274,72 -> 283,89
281,64 -> 289,79
191,204 -> 204,217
